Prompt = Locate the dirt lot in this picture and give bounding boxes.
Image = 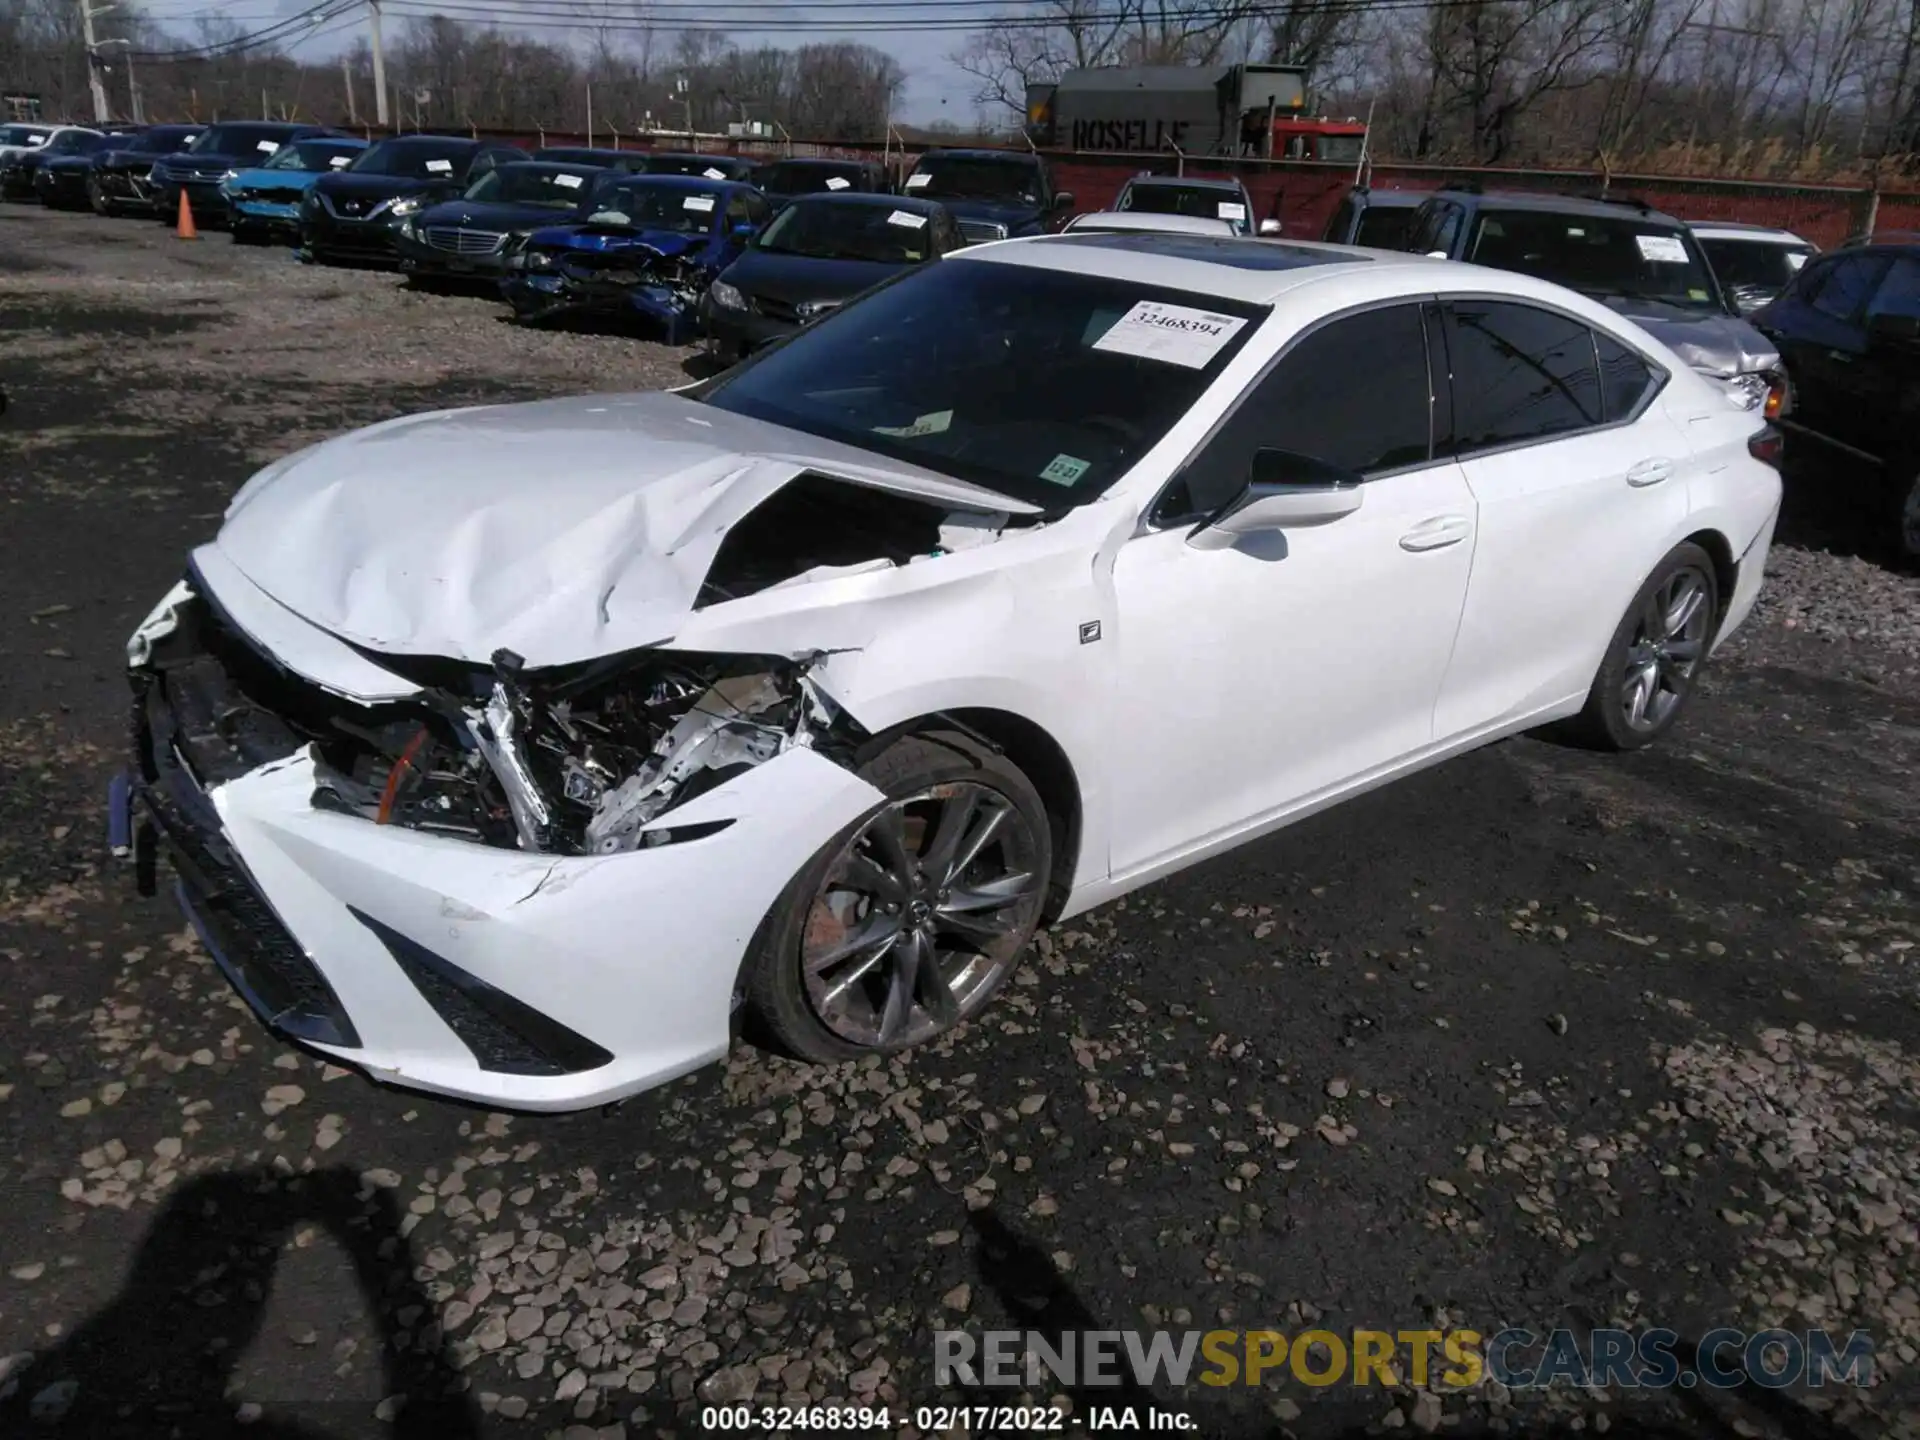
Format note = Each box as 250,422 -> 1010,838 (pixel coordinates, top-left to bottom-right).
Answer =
2,205 -> 1918,1440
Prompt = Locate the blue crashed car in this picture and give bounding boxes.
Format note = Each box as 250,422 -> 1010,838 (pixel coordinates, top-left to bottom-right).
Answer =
501,174 -> 771,342
221,135 -> 369,242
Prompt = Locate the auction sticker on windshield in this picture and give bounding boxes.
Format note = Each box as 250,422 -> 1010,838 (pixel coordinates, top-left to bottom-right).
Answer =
887,210 -> 927,229
426,159 -> 453,173
905,173 -> 931,189
872,410 -> 953,438
703,167 -> 725,179
555,174 -> 583,188
825,176 -> 850,190
1092,300 -> 1248,369
330,155 -> 353,168
257,141 -> 280,153
684,194 -> 716,212
1635,234 -> 1689,263
1218,202 -> 1246,220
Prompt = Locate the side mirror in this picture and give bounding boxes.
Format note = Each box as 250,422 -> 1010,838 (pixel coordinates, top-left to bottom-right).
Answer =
1867,311 -> 1920,349
1187,451 -> 1364,550
1052,191 -> 1074,211
1257,218 -> 1282,236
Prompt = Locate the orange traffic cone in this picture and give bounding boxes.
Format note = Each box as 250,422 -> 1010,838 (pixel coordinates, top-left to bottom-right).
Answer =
175,188 -> 198,240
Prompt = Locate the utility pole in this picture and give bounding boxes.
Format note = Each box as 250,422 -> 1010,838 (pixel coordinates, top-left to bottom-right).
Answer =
368,0 -> 391,129
343,56 -> 357,125
94,37 -> 140,122
78,0 -> 113,122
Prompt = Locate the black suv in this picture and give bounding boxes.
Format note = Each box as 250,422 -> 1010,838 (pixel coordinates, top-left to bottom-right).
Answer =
898,148 -> 1072,244
1751,241 -> 1920,563
1406,188 -> 1782,413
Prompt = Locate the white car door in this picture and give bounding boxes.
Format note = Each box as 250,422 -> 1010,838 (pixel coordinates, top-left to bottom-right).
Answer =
1429,299 -> 1693,740
1108,301 -> 1479,878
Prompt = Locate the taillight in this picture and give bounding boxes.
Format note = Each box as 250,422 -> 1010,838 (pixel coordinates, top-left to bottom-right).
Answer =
1762,372 -> 1788,420
1748,425 -> 1784,470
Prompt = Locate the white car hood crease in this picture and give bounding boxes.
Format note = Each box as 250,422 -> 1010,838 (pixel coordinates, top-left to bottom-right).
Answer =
215,391 -> 1038,668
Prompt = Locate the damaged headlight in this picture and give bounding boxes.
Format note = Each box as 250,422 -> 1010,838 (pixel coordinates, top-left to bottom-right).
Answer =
311,649 -> 859,857
1720,372 -> 1771,411
708,280 -> 747,312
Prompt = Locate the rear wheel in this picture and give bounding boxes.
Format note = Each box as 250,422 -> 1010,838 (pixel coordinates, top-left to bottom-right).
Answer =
1566,542 -> 1719,752
1891,465 -> 1920,569
744,730 -> 1051,1062
87,177 -> 110,216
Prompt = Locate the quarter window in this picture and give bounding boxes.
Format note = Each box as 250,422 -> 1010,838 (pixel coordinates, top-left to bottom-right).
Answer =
1161,303 -> 1433,519
1444,301 -> 1604,452
1809,256 -> 1890,322
1594,332 -> 1659,422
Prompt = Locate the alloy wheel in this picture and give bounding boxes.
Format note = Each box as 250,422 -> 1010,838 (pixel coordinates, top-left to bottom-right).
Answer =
801,781 -> 1043,1048
1620,564 -> 1712,732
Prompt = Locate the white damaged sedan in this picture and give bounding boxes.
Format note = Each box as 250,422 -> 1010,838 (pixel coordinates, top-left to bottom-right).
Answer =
119,234 -> 1783,1110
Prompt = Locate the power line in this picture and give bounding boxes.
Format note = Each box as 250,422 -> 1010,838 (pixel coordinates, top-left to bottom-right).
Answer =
382,0 -> 1484,29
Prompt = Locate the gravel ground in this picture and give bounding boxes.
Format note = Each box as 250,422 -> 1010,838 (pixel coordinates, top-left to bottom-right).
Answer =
2,205 -> 1919,1440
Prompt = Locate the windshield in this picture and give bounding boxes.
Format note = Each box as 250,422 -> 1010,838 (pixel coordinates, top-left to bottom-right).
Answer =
267,139 -> 362,173
191,124 -> 296,159
1698,237 -> 1815,301
349,138 -> 473,179
755,200 -> 934,262
584,181 -> 723,233
756,162 -> 866,195
701,260 -> 1263,508
466,164 -> 595,207
1122,183 -> 1248,230
644,154 -> 741,179
1318,135 -> 1365,165
0,126 -> 52,146
904,156 -> 1040,206
118,128 -> 194,155
1467,209 -> 1725,311
43,130 -> 103,155
1353,206 -> 1416,250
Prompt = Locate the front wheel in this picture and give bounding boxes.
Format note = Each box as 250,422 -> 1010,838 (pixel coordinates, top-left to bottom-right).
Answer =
1891,465 -> 1920,570
743,730 -> 1052,1063
87,178 -> 110,216
1566,542 -> 1720,751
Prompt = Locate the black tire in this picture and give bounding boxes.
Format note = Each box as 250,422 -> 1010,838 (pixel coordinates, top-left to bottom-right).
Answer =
87,179 -> 110,216
1565,541 -> 1720,752
1888,463 -> 1920,570
742,728 -> 1052,1064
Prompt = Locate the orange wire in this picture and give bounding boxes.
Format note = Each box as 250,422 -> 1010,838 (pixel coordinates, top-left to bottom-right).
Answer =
376,728 -> 431,826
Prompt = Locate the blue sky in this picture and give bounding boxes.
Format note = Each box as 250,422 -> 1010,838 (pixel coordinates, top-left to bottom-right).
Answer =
136,0 -> 981,123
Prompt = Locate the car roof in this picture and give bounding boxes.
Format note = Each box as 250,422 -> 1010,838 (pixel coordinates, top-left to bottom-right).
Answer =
604,172 -> 745,191
1686,221 -> 1808,243
959,232 -> 1437,303
765,156 -> 872,170
1123,174 -> 1244,193
917,148 -> 1038,163
1067,211 -> 1237,235
1430,188 -> 1686,227
1350,188 -> 1426,208
789,190 -> 938,211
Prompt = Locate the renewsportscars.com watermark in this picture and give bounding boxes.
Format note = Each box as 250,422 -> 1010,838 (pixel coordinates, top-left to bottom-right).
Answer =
935,1327 -> 1877,1391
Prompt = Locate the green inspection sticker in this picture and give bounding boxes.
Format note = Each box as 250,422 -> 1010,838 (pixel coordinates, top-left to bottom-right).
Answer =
1041,454 -> 1090,485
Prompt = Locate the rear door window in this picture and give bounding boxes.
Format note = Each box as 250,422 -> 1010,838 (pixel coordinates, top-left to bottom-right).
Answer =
1444,301 -> 1604,452
1809,255 -> 1891,322
1866,256 -> 1920,321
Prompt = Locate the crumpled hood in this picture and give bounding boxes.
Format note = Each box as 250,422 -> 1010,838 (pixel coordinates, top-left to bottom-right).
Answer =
528,223 -> 705,256
931,197 -> 1047,233
213,390 -> 1037,668
1596,297 -> 1779,377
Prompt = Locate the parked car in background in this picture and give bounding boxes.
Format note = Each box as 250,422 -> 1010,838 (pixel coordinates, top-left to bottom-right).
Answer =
1061,211 -> 1236,237
1751,240 -> 1920,563
637,151 -> 757,182
1322,186 -> 1424,249
151,122 -> 338,223
532,146 -> 650,173
221,135 -> 369,243
0,122 -> 58,165
1407,189 -> 1785,413
1689,222 -> 1817,315
87,123 -> 202,215
117,235 -> 1779,1110
0,124 -> 101,200
397,161 -> 608,288
1841,230 -> 1920,248
751,157 -> 891,212
30,128 -> 141,208
900,148 -> 1072,243
502,174 -> 770,341
301,135 -> 524,267
1110,173 -> 1261,236
703,191 -> 958,362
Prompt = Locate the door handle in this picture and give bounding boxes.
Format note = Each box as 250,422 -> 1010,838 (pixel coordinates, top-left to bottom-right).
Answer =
1399,515 -> 1472,551
1626,458 -> 1673,487
1825,348 -> 1855,364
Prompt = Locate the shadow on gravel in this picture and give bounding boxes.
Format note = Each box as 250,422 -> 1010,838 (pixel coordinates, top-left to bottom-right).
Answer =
0,1167 -> 480,1439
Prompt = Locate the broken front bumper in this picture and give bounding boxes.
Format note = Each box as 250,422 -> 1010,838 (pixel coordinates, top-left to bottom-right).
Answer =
122,650 -> 884,1112
501,268 -> 702,343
